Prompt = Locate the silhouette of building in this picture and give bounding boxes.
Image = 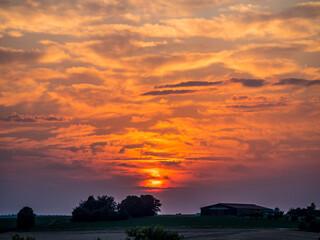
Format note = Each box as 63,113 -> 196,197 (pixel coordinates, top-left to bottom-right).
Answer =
200,203 -> 273,217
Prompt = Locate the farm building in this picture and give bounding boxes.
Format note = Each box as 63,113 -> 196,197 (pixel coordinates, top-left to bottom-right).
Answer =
200,203 -> 273,217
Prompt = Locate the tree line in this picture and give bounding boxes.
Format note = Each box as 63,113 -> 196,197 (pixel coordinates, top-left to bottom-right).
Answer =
14,201 -> 320,233
287,202 -> 320,232
71,194 -> 161,222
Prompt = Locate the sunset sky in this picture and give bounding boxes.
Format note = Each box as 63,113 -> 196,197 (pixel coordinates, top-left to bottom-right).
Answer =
0,0 -> 320,215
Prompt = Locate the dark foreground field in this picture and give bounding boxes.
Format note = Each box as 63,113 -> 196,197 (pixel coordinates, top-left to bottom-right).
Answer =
1,215 -> 319,240
1,228 -> 320,240
0,215 -> 298,231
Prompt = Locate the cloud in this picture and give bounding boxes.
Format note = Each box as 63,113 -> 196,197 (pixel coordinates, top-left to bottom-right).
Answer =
0,1 -> 133,38
141,89 -> 196,96
1,0 -> 319,43
90,33 -> 141,58
39,41 -> 70,63
0,113 -> 66,122
119,143 -> 144,153
278,2 -> 320,20
230,78 -> 265,87
0,0 -> 242,40
90,142 -> 108,154
123,143 -> 145,149
227,102 -> 288,111
0,47 -> 41,65
51,124 -> 96,138
160,161 -> 182,167
230,95 -> 268,103
228,163 -> 251,173
139,63 -> 237,86
155,80 -> 222,88
171,105 -> 205,119
54,84 -> 112,107
46,161 -> 88,172
149,127 -> 180,135
140,2 -> 320,41
231,95 -> 249,101
144,151 -> 176,157
185,156 -> 233,161
273,78 -> 320,86
62,146 -> 85,153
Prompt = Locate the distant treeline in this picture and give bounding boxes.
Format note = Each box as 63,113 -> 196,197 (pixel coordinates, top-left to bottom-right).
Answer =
287,203 -> 320,219
72,194 -> 161,222
287,203 -> 320,232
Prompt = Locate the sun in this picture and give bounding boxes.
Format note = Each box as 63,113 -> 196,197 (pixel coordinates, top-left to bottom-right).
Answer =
139,167 -> 176,190
147,179 -> 163,187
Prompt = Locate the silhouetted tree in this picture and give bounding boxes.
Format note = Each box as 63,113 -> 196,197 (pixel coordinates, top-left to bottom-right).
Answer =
72,195 -> 117,222
288,203 -> 319,222
118,195 -> 162,218
309,203 -> 316,211
140,195 -> 162,216
17,207 -> 35,231
72,194 -> 162,221
118,195 -> 145,218
273,207 -> 284,219
289,203 -> 320,232
305,202 -> 317,223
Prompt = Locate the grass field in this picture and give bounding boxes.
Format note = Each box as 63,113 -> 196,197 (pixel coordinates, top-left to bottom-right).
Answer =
0,215 -> 298,232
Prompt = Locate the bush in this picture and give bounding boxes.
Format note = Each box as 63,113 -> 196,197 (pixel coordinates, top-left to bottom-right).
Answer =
273,207 -> 284,219
305,214 -> 316,223
125,226 -> 184,240
17,207 -> 35,231
12,234 -> 36,240
291,215 -> 298,222
298,220 -> 308,230
309,219 -> 320,233
298,219 -> 320,232
250,211 -> 263,218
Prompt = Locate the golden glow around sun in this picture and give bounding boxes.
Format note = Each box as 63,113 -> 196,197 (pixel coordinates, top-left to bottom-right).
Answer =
142,168 -> 162,177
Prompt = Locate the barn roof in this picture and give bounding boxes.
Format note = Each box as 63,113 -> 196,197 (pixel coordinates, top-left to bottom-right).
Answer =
200,203 -> 272,210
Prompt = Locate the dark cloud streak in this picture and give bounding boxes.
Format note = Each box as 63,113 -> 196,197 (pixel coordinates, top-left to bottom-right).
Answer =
119,143 -> 144,153
185,156 -> 233,161
155,80 -> 222,88
144,151 -> 176,157
0,47 -> 41,64
0,113 -> 66,122
141,89 -> 196,96
230,78 -> 265,87
273,78 -> 320,86
227,102 -> 288,110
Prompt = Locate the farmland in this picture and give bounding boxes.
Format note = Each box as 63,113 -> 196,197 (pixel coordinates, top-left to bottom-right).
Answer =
0,215 -> 298,232
2,215 -> 320,240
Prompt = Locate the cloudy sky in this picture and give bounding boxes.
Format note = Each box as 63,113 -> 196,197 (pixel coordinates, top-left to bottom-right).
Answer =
0,0 -> 320,215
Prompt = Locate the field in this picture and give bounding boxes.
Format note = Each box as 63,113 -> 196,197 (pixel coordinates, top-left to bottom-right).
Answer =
2,215 -> 320,240
0,215 -> 298,232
